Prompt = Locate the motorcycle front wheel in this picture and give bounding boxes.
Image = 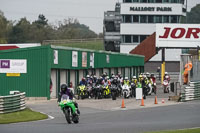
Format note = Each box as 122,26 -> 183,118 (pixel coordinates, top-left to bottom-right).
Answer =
64,109 -> 72,124
112,91 -> 116,100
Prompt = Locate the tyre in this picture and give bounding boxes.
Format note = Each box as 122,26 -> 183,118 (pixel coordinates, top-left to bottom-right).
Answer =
124,92 -> 127,99
146,87 -> 150,95
64,109 -> 72,124
154,88 -> 157,94
81,93 -> 84,100
112,92 -> 116,100
78,95 -> 80,100
73,115 -> 79,124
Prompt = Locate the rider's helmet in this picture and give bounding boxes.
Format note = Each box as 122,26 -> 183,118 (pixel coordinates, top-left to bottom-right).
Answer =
125,77 -> 128,80
150,73 -> 154,77
86,75 -> 90,78
82,77 -> 85,81
132,76 -> 136,79
61,84 -> 68,93
146,72 -> 150,77
106,76 -> 109,79
165,72 -> 168,75
112,75 -> 115,78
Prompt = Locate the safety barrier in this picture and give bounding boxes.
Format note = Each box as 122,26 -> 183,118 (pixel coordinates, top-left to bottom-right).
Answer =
0,92 -> 26,113
181,81 -> 200,102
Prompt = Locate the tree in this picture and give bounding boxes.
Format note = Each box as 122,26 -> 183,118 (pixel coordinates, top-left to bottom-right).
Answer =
34,14 -> 48,26
9,18 -> 31,43
0,10 -> 12,43
187,4 -> 200,23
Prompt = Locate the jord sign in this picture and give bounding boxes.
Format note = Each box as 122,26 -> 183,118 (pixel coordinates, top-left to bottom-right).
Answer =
156,24 -> 200,48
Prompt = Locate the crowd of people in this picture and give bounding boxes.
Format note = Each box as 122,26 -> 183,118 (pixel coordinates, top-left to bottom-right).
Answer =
76,72 -> 168,100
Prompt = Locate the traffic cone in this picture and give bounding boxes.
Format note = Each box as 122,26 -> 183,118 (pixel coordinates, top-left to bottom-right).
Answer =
121,98 -> 126,108
155,96 -> 158,104
141,97 -> 145,106
162,99 -> 165,103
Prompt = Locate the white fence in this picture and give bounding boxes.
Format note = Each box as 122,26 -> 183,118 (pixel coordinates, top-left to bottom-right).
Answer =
0,92 -> 26,113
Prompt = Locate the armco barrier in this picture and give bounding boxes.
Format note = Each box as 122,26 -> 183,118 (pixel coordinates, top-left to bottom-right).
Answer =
0,92 -> 26,113
181,81 -> 200,102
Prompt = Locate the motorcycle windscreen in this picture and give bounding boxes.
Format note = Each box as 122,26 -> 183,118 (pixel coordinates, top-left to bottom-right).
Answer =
61,94 -> 69,100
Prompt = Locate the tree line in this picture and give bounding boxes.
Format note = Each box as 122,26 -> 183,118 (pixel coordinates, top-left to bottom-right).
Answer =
0,4 -> 200,44
0,11 -> 100,44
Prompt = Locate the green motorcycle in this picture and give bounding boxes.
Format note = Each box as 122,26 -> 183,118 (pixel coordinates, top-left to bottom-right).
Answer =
59,95 -> 79,124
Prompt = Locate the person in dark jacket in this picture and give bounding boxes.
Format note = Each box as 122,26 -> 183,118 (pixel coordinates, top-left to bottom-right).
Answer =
58,84 -> 80,115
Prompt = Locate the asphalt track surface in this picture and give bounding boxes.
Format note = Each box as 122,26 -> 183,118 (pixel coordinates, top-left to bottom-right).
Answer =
1,100 -> 200,133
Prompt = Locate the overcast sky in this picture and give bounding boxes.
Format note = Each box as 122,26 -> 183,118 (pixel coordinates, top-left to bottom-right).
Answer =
0,0 -> 199,34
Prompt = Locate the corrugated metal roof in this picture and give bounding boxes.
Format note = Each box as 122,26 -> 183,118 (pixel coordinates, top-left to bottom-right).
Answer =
50,45 -> 144,58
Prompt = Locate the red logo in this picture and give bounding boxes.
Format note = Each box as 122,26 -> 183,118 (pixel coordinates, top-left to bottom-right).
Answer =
159,27 -> 200,39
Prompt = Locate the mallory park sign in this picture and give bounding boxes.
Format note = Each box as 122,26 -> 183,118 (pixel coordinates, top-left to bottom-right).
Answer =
130,7 -> 172,12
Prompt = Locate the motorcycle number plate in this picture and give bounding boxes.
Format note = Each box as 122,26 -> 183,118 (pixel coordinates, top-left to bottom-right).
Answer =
63,100 -> 68,104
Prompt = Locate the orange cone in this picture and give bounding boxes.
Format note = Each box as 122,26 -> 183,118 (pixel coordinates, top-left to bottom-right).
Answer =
141,97 -> 145,106
162,99 -> 165,103
155,96 -> 158,104
121,98 -> 126,108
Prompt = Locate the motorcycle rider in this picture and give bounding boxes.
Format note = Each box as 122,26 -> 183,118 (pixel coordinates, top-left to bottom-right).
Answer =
131,76 -> 137,97
164,72 -> 170,82
58,84 -> 80,115
131,76 -> 138,84
138,74 -> 147,99
150,73 -> 157,94
79,78 -> 87,86
123,77 -> 130,86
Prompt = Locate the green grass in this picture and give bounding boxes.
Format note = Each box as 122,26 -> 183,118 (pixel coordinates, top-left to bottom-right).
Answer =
0,108 -> 48,124
57,40 -> 104,51
145,128 -> 200,133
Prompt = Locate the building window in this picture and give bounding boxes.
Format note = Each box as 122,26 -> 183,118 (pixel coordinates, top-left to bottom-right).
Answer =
125,15 -> 132,23
155,15 -> 162,23
133,0 -> 139,2
155,0 -> 162,3
171,0 -> 179,3
140,0 -> 147,3
163,16 -> 170,23
140,35 -> 147,43
133,15 -> 139,23
148,0 -> 155,3
124,0 -> 132,3
133,35 -> 139,43
148,15 -> 154,23
140,15 -> 147,23
171,15 -> 178,23
163,0 -> 169,2
125,35 -> 132,43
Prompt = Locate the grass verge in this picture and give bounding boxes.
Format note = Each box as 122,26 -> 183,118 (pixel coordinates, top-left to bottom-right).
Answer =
57,40 -> 104,51
0,108 -> 48,124
145,128 -> 200,133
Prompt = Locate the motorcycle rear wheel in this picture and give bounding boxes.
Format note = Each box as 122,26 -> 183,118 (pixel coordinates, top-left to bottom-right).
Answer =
73,115 -> 79,124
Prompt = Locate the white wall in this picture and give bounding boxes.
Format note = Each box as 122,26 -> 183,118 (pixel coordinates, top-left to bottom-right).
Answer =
79,70 -> 84,82
118,68 -> 122,75
50,69 -> 57,99
60,70 -> 67,85
121,23 -> 155,35
96,69 -> 100,78
150,49 -> 182,61
70,70 -> 75,88
111,68 -> 115,75
120,45 -> 137,54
